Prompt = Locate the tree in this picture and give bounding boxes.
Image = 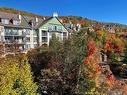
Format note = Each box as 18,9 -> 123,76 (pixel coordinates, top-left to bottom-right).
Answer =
0,55 -> 38,95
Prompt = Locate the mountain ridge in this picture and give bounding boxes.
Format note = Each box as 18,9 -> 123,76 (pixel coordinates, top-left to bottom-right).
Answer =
0,7 -> 127,31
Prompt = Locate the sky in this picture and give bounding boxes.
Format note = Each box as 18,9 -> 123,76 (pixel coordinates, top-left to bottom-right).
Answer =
0,0 -> 127,24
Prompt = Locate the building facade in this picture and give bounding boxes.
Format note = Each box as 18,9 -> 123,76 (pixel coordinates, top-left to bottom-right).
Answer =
0,12 -> 69,54
38,16 -> 68,46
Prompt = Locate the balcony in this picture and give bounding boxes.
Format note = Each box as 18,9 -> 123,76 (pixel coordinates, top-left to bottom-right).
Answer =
5,32 -> 26,37
42,33 -> 47,36
48,28 -> 62,32
48,26 -> 62,32
5,40 -> 25,44
42,37 -> 48,42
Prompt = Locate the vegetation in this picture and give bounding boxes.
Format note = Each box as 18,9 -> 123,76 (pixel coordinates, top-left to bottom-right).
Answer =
0,8 -> 127,95
26,28 -> 126,94
0,28 -> 126,95
1,7 -> 127,32
0,7 -> 43,18
0,55 -> 38,95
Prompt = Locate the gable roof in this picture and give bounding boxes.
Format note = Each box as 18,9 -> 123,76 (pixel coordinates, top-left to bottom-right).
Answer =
38,17 -> 69,32
37,17 -> 52,28
0,11 -> 69,32
0,11 -> 30,28
0,11 -> 46,29
22,16 -> 44,29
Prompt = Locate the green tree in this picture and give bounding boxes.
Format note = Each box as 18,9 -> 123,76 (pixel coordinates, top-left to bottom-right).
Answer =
0,55 -> 38,95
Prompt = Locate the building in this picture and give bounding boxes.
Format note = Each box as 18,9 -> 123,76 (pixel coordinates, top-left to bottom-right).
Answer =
0,12 -> 69,55
37,13 -> 68,46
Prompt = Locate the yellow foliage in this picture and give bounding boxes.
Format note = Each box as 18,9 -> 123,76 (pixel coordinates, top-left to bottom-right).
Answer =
0,55 -> 38,95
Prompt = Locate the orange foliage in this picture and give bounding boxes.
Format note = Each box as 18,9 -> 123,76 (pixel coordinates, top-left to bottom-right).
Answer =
96,30 -> 124,54
106,74 -> 115,87
84,40 -> 101,76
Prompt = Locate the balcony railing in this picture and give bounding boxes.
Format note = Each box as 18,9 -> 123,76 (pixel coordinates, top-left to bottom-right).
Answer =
5,32 -> 26,36
5,40 -> 25,44
42,40 -> 47,42
42,33 -> 47,36
48,28 -> 62,32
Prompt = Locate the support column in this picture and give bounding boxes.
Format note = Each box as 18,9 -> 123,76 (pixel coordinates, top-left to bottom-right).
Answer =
39,29 -> 42,46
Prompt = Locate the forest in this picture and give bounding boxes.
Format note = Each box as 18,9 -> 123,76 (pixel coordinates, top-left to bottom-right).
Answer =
0,28 -> 127,95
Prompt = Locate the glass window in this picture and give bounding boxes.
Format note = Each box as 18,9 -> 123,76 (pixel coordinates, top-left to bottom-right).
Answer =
42,37 -> 47,42
5,37 -> 11,43
5,29 -> 9,32
48,25 -> 53,31
13,20 -> 20,25
13,29 -> 18,35
42,31 -> 47,36
33,30 -> 37,35
34,44 -> 37,47
57,26 -> 62,31
1,19 -> 9,24
63,32 -> 67,36
13,29 -> 18,32
26,30 -> 30,35
26,37 -> 30,42
53,26 -> 57,31
33,37 -> 37,42
26,44 -> 31,49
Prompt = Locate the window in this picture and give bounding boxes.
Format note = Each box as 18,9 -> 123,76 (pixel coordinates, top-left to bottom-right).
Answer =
34,44 -> 37,47
13,20 -> 20,25
33,30 -> 37,35
13,29 -> 18,35
42,31 -> 47,36
26,37 -> 30,42
26,44 -> 31,49
25,30 -> 30,35
48,25 -> 53,31
63,32 -> 67,36
55,26 -> 57,31
14,37 -> 19,40
53,26 -> 57,31
14,37 -> 19,43
5,37 -> 11,43
33,37 -> 38,42
5,29 -> 11,35
5,29 -> 9,33
1,19 -> 9,24
42,37 -> 47,42
57,26 -> 62,31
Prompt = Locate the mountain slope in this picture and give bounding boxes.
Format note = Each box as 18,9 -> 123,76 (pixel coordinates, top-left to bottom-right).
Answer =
0,7 -> 127,32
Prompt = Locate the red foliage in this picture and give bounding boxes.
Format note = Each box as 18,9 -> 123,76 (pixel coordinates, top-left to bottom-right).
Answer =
104,40 -> 123,55
106,74 -> 115,86
84,40 -> 100,74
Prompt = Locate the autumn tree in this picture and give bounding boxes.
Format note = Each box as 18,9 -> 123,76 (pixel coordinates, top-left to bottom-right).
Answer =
0,55 -> 38,95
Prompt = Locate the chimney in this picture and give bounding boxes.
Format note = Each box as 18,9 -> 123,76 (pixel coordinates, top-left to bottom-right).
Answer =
35,17 -> 38,23
18,13 -> 21,23
43,17 -> 46,20
52,12 -> 58,17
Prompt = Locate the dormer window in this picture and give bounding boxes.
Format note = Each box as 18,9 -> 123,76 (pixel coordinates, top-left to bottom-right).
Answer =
48,25 -> 53,31
1,19 -> 9,24
13,20 -> 20,25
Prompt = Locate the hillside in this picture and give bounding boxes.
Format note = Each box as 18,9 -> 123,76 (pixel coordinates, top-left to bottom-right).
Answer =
0,7 -> 43,18
0,7 -> 127,32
